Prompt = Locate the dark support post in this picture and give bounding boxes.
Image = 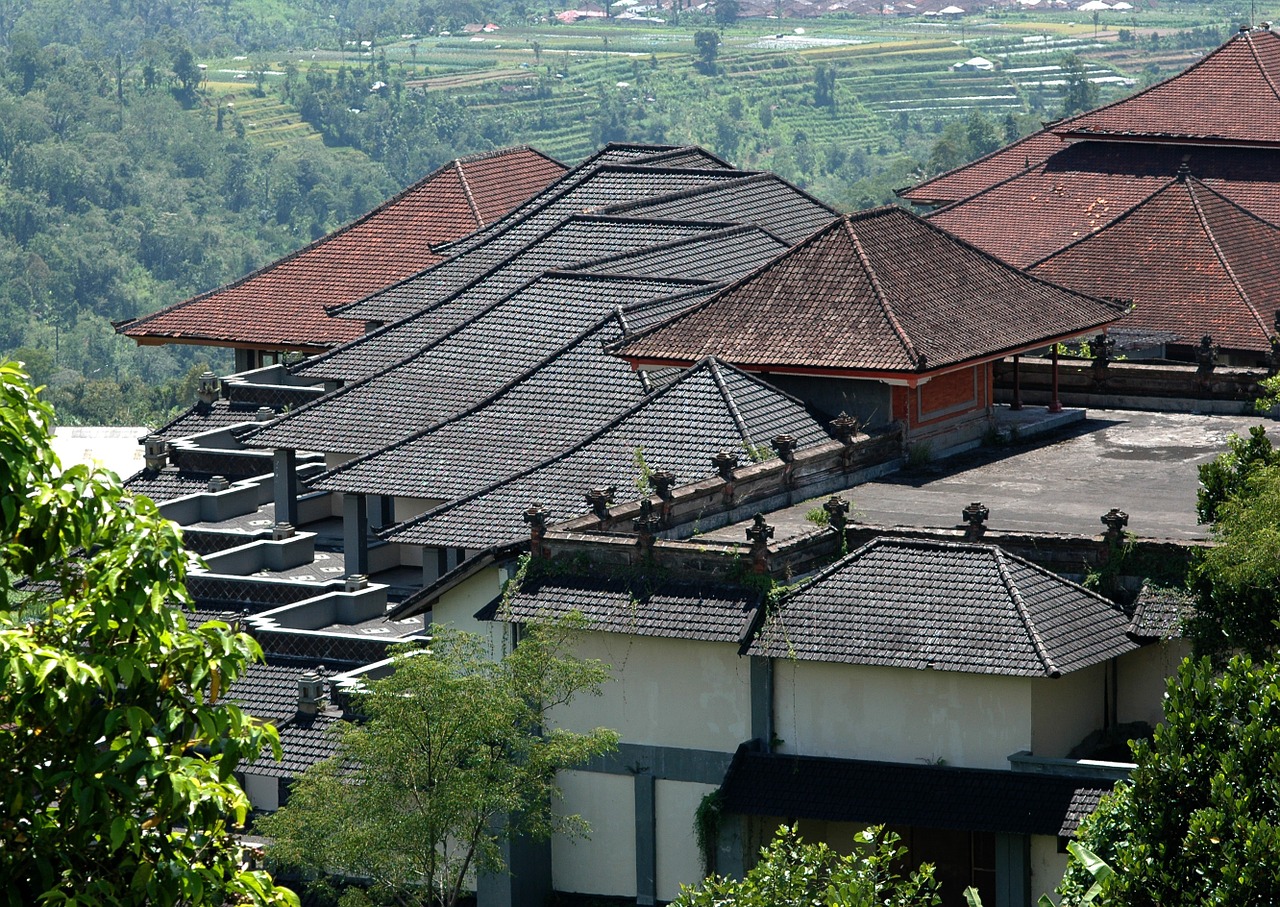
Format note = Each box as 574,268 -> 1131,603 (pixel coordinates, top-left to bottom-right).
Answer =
342,493 -> 369,577
1010,356 -> 1023,411
477,813 -> 552,907
635,772 -> 657,907
1048,346 -> 1063,414
750,656 -> 774,750
994,833 -> 1032,907
272,448 -> 299,526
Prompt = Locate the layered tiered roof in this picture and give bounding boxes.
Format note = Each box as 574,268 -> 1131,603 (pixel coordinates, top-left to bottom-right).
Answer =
118,146 -> 566,351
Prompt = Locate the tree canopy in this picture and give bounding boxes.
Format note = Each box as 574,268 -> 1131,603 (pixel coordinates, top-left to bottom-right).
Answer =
258,623 -> 619,907
0,362 -> 296,906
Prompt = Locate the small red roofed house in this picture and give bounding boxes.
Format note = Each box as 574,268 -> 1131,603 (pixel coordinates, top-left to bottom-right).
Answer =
117,146 -> 566,371
618,206 -> 1125,450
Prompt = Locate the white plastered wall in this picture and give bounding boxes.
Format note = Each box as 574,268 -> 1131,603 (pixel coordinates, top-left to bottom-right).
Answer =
1117,639 -> 1188,729
548,632 -> 751,752
429,565 -> 509,652
552,770 -> 636,898
774,660 -> 1032,770
243,773 -> 279,812
1029,664 -> 1105,758
656,780 -> 719,902
1031,834 -> 1070,901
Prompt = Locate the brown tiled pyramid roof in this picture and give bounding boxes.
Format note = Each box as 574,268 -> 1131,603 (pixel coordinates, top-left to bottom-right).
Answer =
1054,29 -> 1280,146
1030,176 -> 1280,352
619,206 -> 1125,376
746,537 -> 1140,677
926,142 -> 1280,267
119,146 -> 565,350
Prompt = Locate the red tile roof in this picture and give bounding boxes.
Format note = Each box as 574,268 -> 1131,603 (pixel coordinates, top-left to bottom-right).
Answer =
1030,176 -> 1280,352
119,146 -> 566,350
618,206 -> 1125,378
926,143 -> 1280,267
1053,29 -> 1280,147
898,126 -> 1069,207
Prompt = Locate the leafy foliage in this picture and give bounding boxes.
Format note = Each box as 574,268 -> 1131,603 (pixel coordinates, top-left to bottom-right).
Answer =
672,823 -> 940,907
258,622 -> 619,907
1064,656 -> 1280,906
1188,461 -> 1280,660
1195,425 -> 1278,524
0,362 -> 296,906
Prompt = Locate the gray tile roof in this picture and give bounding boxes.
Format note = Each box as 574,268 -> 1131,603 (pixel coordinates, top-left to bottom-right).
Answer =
484,572 -> 757,643
719,746 -> 1115,839
330,165 -> 748,325
598,173 -> 838,246
382,358 -> 831,550
1128,582 -> 1193,639
152,400 -> 265,441
125,468 -> 224,503
248,274 -> 709,458
241,711 -> 343,778
747,538 -> 1140,677
309,305 -> 705,499
576,225 -> 789,283
296,216 -> 726,383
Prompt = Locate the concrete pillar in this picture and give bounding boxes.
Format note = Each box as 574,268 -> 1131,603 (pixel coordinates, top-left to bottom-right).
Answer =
342,493 -> 369,577
370,494 -> 394,530
272,448 -> 299,526
994,833 -> 1031,907
1048,347 -> 1063,414
749,656 -> 773,750
1011,355 -> 1023,411
476,813 -> 552,907
716,813 -> 748,880
635,771 -> 657,906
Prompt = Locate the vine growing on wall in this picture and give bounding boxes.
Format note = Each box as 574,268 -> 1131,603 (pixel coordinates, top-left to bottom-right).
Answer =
693,789 -> 724,877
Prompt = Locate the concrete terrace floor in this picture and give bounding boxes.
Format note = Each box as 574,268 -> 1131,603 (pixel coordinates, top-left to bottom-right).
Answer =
718,408 -> 1275,543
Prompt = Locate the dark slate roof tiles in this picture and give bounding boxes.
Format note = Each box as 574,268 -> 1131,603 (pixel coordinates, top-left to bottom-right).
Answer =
746,538 -> 1139,677
576,225 -> 790,283
487,573 -> 756,643
125,468 -> 225,503
382,358 -> 830,550
296,217 -> 726,383
621,206 -> 1126,374
152,400 -> 271,441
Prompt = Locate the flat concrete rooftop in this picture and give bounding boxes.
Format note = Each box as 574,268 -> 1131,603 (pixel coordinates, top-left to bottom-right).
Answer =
712,409 -> 1274,543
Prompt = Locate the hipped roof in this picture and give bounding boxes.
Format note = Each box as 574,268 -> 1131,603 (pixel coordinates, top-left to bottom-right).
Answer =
619,206 -> 1125,379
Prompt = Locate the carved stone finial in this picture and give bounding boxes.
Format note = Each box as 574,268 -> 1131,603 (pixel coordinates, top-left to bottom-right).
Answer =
832,412 -> 861,445
255,406 -> 275,422
584,486 -> 614,521
650,470 -> 676,501
962,501 -> 989,540
634,497 -> 661,558
712,450 -> 738,482
771,435 -> 797,463
1196,335 -> 1218,380
197,371 -> 220,406
272,521 -> 295,540
746,512 -> 774,574
823,495 -> 850,533
524,504 -> 549,557
143,434 -> 167,471
1101,508 -> 1129,542
207,475 -> 230,493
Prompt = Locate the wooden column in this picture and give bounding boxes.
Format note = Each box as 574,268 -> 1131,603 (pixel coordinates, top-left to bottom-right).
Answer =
1010,355 -> 1023,411
1048,347 -> 1063,413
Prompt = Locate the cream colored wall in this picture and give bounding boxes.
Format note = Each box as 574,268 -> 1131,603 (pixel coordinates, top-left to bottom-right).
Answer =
548,633 -> 750,752
1117,640 -> 1188,729
552,770 -> 636,898
775,660 -> 1032,770
1031,834 -> 1070,900
1030,664 -> 1105,758
393,496 -> 437,524
656,780 -> 719,902
430,565 -> 509,649
243,773 -> 279,812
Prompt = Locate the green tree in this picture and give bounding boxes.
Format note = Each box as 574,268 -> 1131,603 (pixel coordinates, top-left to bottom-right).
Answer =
0,362 -> 296,907
1060,54 -> 1098,115
1188,461 -> 1280,659
258,622 -> 619,907
1064,655 -> 1280,906
694,30 -> 719,75
1196,424 -> 1277,524
673,824 -> 939,907
715,0 -> 740,25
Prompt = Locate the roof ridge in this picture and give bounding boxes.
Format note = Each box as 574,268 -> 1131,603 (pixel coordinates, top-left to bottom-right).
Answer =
1185,178 -> 1271,340
991,548 -> 1060,678
842,216 -> 921,369
598,171 -> 839,218
570,223 -> 783,273
1244,30 -> 1280,105
453,158 -> 484,227
707,358 -> 756,452
902,123 -> 1068,202
1026,176 -> 1183,269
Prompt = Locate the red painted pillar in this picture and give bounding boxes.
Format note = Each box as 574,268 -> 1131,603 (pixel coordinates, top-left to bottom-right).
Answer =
1049,347 -> 1063,413
1010,355 -> 1023,411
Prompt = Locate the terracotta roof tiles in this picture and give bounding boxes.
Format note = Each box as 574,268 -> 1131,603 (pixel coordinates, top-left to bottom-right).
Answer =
118,146 -> 565,350
619,206 -> 1125,376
